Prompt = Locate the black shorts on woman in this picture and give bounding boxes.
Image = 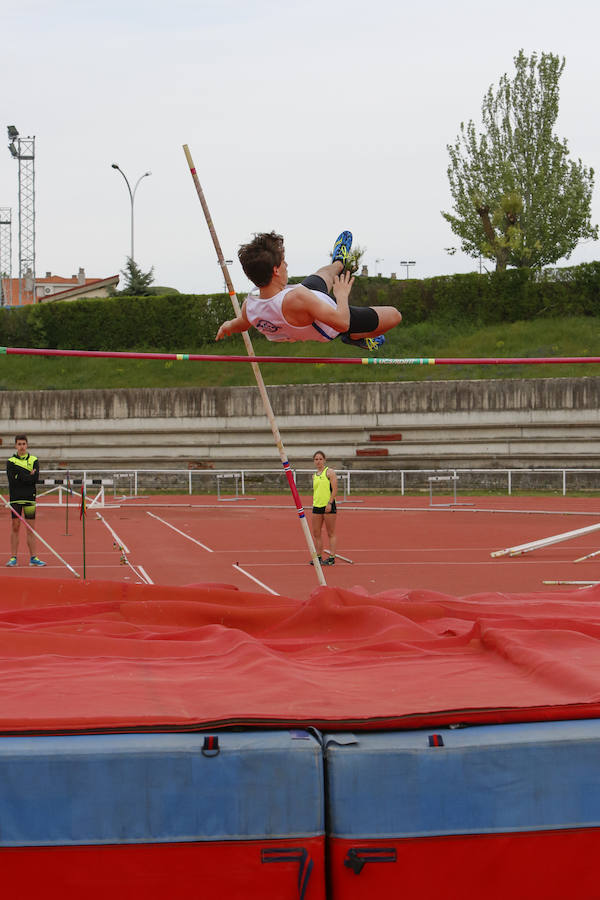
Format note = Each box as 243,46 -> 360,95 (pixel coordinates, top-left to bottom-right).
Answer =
301,275 -> 379,334
312,499 -> 337,515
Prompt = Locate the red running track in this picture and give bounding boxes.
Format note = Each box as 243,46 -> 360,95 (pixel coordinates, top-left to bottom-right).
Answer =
4,494 -> 600,598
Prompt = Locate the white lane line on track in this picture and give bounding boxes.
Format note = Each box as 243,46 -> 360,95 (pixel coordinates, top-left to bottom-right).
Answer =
95,513 -> 151,583
137,565 -> 154,584
96,513 -> 130,554
146,512 -> 214,552
232,564 -> 279,595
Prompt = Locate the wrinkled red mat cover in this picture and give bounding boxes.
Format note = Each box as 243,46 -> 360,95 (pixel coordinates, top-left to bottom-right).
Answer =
2,576 -> 600,734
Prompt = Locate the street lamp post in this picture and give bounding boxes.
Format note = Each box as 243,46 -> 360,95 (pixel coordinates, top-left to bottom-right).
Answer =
111,163 -> 151,262
400,259 -> 416,279
222,260 -> 233,293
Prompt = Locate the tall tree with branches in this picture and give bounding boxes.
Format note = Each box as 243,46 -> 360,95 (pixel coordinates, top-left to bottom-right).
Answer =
443,50 -> 597,271
120,257 -> 155,295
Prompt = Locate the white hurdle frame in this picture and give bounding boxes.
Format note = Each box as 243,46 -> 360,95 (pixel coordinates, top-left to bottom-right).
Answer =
428,474 -> 472,508
37,478 -> 112,509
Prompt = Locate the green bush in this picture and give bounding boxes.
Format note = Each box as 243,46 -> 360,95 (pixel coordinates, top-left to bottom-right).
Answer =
0,292 -> 240,352
1,261 -> 599,352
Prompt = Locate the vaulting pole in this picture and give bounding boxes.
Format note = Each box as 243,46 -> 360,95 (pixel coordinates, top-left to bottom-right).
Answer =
491,520 -> 600,558
0,494 -> 80,577
182,144 -> 325,585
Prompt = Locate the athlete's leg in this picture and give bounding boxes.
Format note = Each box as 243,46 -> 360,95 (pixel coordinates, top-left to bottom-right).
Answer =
309,261 -> 344,293
349,306 -> 402,339
10,518 -> 19,557
311,512 -> 325,557
25,527 -> 36,558
306,230 -> 352,293
324,513 -> 337,556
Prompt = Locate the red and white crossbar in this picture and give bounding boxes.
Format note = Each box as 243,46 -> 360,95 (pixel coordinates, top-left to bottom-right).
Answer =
3,346 -> 600,366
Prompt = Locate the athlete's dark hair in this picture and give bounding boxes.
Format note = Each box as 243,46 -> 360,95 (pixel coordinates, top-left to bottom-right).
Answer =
313,450 -> 327,460
238,231 -> 285,287
14,434 -> 28,443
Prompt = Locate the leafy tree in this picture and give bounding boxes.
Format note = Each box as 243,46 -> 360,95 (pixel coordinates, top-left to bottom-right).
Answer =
443,50 -> 598,270
347,244 -> 367,274
120,257 -> 155,295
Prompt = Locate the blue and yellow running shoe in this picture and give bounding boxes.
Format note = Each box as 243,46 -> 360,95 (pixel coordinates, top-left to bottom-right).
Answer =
341,334 -> 385,352
29,556 -> 46,567
5,556 -> 17,567
332,230 -> 353,267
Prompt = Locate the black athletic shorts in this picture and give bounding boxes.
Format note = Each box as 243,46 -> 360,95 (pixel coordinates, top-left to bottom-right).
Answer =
11,501 -> 36,520
302,274 -> 380,334
312,499 -> 337,515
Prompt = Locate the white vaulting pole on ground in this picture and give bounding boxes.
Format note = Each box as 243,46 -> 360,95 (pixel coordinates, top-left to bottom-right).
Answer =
491,521 -> 600,558
183,144 -> 326,586
574,548 -> 600,563
0,494 -> 80,578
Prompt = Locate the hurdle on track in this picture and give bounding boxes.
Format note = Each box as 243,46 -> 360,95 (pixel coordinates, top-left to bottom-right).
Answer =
38,478 -> 113,509
428,474 -> 473,508
215,472 -> 256,502
492,520 -> 600,558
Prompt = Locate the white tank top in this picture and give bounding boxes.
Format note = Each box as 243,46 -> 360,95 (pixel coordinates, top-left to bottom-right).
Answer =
245,286 -> 339,343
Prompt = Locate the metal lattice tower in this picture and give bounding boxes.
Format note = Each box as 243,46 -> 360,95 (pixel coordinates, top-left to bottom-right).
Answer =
0,207 -> 11,305
17,136 -> 35,300
7,128 -> 35,305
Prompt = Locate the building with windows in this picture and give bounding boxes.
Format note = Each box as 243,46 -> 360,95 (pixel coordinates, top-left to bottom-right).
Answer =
0,268 -> 119,306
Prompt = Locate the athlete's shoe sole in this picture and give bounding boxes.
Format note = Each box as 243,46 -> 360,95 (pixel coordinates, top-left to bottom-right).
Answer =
365,335 -> 385,352
332,231 -> 353,267
340,334 -> 386,352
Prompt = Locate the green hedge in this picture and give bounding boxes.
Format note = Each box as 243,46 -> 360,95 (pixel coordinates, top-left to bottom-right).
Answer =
1,261 -> 599,351
0,293 -> 241,352
347,261 -> 600,325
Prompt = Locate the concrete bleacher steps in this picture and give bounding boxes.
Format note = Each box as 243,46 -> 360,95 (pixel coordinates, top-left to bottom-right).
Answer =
1,377 -> 600,470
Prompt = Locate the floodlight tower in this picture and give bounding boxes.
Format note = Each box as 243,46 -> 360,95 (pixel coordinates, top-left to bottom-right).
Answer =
0,207 -> 11,305
7,126 -> 36,306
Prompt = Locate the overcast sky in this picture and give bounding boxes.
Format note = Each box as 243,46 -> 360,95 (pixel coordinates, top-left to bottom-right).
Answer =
2,0 -> 598,295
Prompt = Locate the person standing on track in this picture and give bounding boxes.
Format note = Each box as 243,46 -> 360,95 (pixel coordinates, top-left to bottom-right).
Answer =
215,230 -> 402,351
310,450 -> 338,567
6,434 -> 45,567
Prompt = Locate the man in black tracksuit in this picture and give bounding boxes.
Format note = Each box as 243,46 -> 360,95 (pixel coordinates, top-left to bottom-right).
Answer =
6,434 -> 45,567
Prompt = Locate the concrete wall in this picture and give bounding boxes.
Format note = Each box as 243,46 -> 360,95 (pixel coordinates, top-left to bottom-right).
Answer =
0,377 -> 599,469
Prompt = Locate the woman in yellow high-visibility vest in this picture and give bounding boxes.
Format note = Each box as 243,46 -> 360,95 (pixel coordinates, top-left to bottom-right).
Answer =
310,450 -> 338,567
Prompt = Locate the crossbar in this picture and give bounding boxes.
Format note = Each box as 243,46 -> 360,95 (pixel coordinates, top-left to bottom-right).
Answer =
3,346 -> 600,366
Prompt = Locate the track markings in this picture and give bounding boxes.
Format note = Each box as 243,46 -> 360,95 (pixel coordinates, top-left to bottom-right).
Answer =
146,512 -> 214,552
96,513 -> 130,554
232,564 -> 279,595
137,565 -> 154,584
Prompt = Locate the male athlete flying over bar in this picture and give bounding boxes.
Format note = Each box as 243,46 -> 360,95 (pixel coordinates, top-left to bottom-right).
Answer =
215,231 -> 402,351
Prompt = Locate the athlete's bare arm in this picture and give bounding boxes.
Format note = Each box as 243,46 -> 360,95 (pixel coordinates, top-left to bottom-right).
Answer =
282,272 -> 355,331
216,299 -> 251,341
